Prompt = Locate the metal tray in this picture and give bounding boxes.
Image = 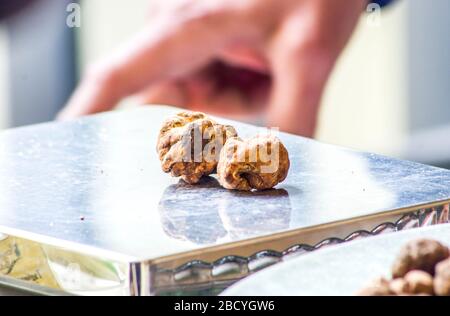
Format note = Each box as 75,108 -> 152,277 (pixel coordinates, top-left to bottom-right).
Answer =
222,224 -> 450,296
0,105 -> 449,295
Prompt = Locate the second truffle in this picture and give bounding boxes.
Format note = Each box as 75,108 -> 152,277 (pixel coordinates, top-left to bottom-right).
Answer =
217,135 -> 290,191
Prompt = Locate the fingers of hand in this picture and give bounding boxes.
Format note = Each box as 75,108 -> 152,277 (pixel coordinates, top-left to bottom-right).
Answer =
59,5 -> 241,120
266,8 -> 348,137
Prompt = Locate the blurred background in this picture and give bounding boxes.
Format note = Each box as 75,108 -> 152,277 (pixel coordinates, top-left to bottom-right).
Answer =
0,0 -> 448,168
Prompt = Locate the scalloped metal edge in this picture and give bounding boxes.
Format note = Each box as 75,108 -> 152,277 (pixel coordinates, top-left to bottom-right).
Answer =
151,205 -> 450,293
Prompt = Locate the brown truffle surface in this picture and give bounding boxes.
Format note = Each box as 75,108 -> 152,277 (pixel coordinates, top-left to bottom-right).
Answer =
358,239 -> 450,296
157,112 -> 237,184
217,135 -> 290,191
389,278 -> 409,295
391,239 -> 449,278
402,270 -> 434,295
434,258 -> 450,296
357,278 -> 393,296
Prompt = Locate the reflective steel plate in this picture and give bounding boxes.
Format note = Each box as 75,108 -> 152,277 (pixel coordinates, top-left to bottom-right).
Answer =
0,105 -> 449,295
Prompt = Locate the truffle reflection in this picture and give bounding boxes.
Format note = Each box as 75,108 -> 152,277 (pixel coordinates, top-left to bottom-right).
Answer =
217,189 -> 291,240
158,177 -> 292,245
158,177 -> 228,244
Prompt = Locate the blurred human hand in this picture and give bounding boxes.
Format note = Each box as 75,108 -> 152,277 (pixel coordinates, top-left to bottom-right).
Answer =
58,0 -> 365,137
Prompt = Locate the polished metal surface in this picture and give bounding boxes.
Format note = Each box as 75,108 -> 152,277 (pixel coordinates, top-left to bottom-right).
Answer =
151,206 -> 449,294
222,223 -> 450,296
0,105 -> 450,295
0,275 -> 71,296
0,105 -> 450,262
